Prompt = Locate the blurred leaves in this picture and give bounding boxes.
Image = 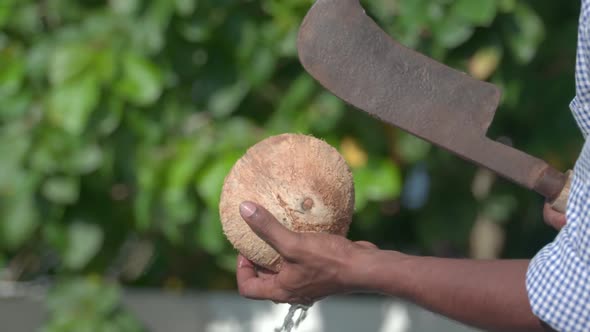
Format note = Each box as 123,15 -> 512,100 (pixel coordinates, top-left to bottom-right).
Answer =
48,75 -> 100,135
506,4 -> 545,64
196,151 -> 242,210
62,223 -> 104,270
1,192 -> 38,250
452,0 -> 497,26
43,277 -> 143,332
42,177 -> 79,204
116,52 -> 162,106
354,160 -> 402,211
49,43 -> 94,86
0,45 -> 25,97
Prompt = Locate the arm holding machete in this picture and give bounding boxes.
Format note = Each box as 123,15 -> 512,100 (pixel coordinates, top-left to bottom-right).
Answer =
236,201 -> 561,332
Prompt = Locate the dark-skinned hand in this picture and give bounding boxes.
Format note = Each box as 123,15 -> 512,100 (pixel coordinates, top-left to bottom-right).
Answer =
543,202 -> 567,230
235,201 -> 378,305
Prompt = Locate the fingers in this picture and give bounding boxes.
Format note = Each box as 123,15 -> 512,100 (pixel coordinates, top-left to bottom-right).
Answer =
237,274 -> 277,300
543,203 -> 567,230
240,201 -> 300,257
237,254 -> 255,270
237,254 -> 256,279
236,254 -> 270,299
255,266 -> 278,280
236,254 -> 286,301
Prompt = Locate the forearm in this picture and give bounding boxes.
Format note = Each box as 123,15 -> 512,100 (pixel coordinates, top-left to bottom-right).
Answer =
349,251 -> 550,332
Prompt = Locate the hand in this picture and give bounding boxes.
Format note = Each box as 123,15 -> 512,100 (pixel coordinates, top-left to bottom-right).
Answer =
543,202 -> 566,230
235,201 -> 378,305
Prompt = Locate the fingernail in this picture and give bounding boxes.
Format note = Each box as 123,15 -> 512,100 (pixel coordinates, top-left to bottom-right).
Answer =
240,201 -> 256,218
238,256 -> 245,268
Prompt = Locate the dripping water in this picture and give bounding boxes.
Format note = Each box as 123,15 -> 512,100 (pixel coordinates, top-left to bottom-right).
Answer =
274,303 -> 312,332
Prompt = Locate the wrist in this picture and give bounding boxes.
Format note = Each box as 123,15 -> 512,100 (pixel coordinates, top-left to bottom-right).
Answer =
343,247 -> 412,296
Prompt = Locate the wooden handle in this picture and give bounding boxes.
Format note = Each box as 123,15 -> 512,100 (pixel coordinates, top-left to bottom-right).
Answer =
549,170 -> 573,213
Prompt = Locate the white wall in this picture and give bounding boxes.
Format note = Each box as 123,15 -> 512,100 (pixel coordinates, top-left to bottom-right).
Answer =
0,290 -> 482,332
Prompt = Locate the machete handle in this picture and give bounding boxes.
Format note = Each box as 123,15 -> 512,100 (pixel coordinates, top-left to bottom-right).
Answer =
549,170 -> 572,214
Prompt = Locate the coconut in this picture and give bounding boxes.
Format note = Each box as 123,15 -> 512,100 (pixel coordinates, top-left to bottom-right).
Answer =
219,133 -> 355,272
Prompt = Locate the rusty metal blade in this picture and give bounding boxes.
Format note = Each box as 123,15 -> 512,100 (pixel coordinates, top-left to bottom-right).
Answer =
297,0 -> 566,200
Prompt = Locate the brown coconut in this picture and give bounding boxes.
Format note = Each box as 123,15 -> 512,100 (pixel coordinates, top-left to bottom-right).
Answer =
219,133 -> 355,272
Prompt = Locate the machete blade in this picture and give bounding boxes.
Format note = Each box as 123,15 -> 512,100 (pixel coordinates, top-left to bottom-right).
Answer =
297,0 -> 501,144
297,0 -> 567,203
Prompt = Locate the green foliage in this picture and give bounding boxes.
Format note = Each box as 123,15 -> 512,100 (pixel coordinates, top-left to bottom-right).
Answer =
42,277 -> 143,332
0,0 -> 582,329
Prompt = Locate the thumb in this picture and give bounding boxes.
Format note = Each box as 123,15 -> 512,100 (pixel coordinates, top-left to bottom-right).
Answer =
240,201 -> 299,256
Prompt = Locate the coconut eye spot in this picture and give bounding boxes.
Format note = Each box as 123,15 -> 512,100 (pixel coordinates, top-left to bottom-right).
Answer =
301,197 -> 314,211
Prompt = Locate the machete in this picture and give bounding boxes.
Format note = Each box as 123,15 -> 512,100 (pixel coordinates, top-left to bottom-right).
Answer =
297,0 -> 571,212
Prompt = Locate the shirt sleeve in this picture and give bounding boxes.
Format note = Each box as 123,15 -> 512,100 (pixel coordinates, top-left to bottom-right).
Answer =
526,139 -> 590,332
572,0 -> 590,138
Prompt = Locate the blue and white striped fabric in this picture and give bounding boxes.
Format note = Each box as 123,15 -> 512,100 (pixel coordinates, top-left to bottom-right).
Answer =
526,1 -> 590,331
